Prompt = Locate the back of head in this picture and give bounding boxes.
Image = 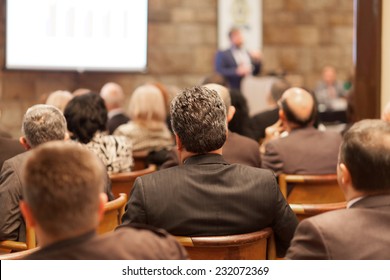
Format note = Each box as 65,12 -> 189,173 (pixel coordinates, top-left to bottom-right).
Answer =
128,84 -> 167,126
21,141 -> 106,238
279,87 -> 316,128
204,83 -> 231,111
270,79 -> 290,103
22,104 -> 67,148
100,82 -> 125,109
64,92 -> 107,144
45,90 -> 73,113
340,119 -> 390,193
171,86 -> 227,153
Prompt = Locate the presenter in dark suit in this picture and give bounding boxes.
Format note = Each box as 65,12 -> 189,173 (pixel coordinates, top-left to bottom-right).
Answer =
215,27 -> 262,90
286,120 -> 390,259
20,141 -> 187,260
122,86 -> 298,257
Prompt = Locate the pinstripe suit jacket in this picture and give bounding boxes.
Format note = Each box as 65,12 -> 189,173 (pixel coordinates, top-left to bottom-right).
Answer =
122,153 -> 298,257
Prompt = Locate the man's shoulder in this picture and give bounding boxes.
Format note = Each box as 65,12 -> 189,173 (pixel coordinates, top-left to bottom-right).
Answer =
228,132 -> 259,147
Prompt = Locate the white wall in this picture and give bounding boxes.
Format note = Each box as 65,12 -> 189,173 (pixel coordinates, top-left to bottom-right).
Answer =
381,0 -> 390,113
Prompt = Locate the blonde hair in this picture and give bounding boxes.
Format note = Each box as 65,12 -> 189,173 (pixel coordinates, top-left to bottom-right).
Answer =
128,85 -> 167,129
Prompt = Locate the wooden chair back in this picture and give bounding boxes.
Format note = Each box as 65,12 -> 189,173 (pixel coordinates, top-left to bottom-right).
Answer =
290,201 -> 347,221
0,247 -> 39,260
279,174 -> 345,204
176,228 -> 276,260
97,193 -> 127,235
0,226 -> 36,252
132,151 -> 150,171
109,164 -> 156,198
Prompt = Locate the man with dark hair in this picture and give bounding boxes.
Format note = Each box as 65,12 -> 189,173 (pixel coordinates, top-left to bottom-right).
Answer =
261,87 -> 341,175
20,141 -> 187,260
251,79 -> 291,142
215,27 -> 261,90
286,120 -> 390,259
122,86 -> 298,258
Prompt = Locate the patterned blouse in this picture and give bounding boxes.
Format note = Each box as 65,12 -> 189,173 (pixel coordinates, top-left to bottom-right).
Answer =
86,131 -> 133,174
114,121 -> 174,153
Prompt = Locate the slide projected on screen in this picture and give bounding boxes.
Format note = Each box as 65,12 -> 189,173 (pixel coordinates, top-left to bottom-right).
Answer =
6,0 -> 148,72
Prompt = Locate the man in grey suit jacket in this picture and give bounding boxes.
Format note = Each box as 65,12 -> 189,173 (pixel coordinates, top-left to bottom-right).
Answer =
122,86 -> 298,257
261,87 -> 341,175
20,142 -> 187,260
286,120 -> 390,259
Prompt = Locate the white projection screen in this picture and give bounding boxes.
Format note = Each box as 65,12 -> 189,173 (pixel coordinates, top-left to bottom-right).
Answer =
6,0 -> 148,72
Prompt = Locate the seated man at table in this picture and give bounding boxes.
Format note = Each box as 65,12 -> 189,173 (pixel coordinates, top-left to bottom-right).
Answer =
20,141 -> 187,260
286,120 -> 390,259
122,86 -> 297,258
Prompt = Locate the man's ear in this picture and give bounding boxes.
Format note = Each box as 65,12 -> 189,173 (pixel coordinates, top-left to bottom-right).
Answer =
97,193 -> 108,222
175,134 -> 183,152
19,137 -> 31,150
337,163 -> 352,196
20,200 -> 36,228
227,106 -> 236,123
278,109 -> 285,122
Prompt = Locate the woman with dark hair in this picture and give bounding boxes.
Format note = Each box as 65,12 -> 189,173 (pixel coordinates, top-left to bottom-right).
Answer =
64,92 -> 133,174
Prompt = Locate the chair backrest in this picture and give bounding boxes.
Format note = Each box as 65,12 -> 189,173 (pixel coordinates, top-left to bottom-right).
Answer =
132,150 -> 150,171
97,193 -> 127,235
290,201 -> 347,221
0,226 -> 37,252
279,174 -> 345,204
176,228 -> 276,260
0,247 -> 40,260
109,164 -> 156,198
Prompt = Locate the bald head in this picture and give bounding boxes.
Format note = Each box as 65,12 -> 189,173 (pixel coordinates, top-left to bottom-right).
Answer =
100,82 -> 125,110
280,87 -> 315,127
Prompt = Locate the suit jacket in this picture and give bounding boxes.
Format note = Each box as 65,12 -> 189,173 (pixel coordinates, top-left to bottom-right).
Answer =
24,224 -> 188,260
261,127 -> 342,175
123,154 -> 298,257
0,137 -> 25,170
215,49 -> 261,90
251,108 -> 279,142
0,151 -> 114,242
286,194 -> 390,259
107,112 -> 130,135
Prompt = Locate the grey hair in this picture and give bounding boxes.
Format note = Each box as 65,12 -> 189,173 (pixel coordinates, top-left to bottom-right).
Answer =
170,86 -> 227,153
22,104 -> 67,147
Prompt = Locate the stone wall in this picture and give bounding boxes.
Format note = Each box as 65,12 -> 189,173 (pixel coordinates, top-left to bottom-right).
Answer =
0,0 -> 353,136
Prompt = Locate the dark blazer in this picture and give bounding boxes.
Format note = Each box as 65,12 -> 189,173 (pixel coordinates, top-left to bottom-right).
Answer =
286,194 -> 390,259
223,131 -> 261,167
251,108 -> 279,142
0,152 -> 114,242
107,113 -> 130,135
261,127 -> 342,175
215,49 -> 261,90
123,154 -> 298,257
24,225 -> 188,260
0,137 -> 25,170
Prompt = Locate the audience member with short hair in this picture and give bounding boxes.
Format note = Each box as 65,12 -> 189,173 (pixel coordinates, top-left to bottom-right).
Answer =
286,120 -> 390,259
122,86 -> 298,258
261,87 -> 342,175
114,84 -> 174,153
64,93 -> 133,174
251,79 -> 290,142
45,90 -> 73,113
100,82 -> 130,134
0,105 -> 68,242
20,141 -> 188,260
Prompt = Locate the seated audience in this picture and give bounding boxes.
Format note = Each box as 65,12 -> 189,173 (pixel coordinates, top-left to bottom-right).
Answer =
100,82 -> 130,134
20,141 -> 188,260
114,84 -> 174,153
314,66 -> 347,111
286,120 -> 390,259
0,105 -> 68,242
251,79 -> 290,142
122,86 -> 298,258
0,136 -> 25,170
64,93 -> 133,174
161,83 -> 261,168
45,90 -> 73,113
261,87 -> 342,175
